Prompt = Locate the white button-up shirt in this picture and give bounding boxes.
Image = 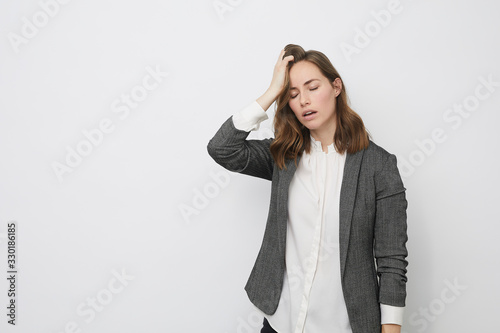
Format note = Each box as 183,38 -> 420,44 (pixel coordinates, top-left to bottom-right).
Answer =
232,101 -> 404,332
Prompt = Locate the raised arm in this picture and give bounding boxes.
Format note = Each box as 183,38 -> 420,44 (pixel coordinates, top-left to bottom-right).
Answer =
207,49 -> 294,181
207,110 -> 274,180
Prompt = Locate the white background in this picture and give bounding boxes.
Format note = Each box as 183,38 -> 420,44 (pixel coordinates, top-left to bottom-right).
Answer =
1,0 -> 499,332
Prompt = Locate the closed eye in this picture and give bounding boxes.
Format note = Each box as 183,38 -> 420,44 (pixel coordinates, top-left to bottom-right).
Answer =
290,87 -> 318,99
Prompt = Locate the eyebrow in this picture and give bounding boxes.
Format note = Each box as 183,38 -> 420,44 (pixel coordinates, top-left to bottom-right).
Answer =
290,79 -> 320,90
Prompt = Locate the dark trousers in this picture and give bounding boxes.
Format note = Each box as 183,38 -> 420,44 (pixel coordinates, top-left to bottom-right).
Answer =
261,318 -> 278,333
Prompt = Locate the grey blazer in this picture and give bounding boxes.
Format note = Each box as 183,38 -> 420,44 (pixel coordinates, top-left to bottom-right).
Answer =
207,116 -> 408,333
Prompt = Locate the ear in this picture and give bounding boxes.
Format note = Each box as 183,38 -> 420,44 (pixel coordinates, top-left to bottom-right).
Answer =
331,77 -> 342,97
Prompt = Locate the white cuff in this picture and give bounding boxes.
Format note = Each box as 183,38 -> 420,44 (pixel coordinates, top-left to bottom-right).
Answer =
380,304 -> 405,326
232,100 -> 269,132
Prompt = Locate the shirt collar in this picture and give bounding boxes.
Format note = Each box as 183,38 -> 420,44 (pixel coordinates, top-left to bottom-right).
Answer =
310,135 -> 336,154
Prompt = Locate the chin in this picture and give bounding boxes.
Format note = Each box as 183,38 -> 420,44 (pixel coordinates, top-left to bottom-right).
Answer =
301,122 -> 320,131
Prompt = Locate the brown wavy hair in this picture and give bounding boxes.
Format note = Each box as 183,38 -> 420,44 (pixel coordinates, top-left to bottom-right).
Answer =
269,44 -> 371,169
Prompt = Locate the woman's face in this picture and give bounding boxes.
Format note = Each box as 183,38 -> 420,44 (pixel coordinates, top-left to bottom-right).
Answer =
288,61 -> 341,137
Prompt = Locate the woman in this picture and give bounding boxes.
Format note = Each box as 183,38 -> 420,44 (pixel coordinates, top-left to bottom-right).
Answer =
207,44 -> 408,333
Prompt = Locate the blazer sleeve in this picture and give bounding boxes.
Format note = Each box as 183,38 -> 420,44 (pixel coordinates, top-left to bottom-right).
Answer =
207,115 -> 274,181
373,153 -> 409,307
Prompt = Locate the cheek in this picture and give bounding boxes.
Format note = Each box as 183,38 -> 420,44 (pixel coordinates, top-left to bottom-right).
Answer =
288,100 -> 301,117
315,89 -> 334,106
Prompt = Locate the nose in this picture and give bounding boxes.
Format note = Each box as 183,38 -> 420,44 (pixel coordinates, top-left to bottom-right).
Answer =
300,91 -> 310,106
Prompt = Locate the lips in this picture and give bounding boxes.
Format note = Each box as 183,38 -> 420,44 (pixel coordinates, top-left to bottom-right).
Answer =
302,110 -> 317,120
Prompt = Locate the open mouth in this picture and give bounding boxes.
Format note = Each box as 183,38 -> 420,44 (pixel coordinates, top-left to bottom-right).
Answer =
302,110 -> 317,119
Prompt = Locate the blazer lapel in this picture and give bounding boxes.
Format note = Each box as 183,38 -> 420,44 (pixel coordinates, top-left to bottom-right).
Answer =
276,156 -> 301,251
339,148 -> 365,278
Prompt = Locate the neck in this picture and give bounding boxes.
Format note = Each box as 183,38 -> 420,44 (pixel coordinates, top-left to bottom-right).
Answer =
310,123 -> 336,153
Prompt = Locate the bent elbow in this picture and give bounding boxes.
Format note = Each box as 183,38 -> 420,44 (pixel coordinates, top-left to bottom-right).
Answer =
206,139 -> 241,171
206,139 -> 218,160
